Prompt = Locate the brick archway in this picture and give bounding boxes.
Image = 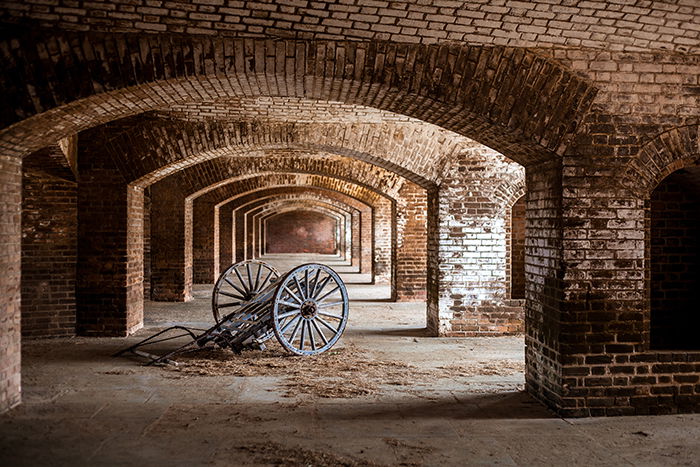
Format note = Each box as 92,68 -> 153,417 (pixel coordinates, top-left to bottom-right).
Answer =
1,34 -> 594,166
620,124 -> 700,199
254,203 -> 348,258
89,115 -> 457,189
181,172 -> 396,295
147,172 -> 393,303
214,187 -> 371,279
216,191 -> 364,275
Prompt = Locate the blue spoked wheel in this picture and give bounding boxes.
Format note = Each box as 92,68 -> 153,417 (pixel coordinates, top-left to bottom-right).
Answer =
271,263 -> 349,356
212,260 -> 280,325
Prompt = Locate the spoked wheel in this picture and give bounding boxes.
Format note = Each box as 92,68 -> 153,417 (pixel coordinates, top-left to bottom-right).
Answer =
272,263 -> 349,356
212,260 -> 280,324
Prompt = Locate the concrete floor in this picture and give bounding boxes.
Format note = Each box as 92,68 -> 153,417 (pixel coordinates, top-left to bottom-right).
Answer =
2,261 -> 700,466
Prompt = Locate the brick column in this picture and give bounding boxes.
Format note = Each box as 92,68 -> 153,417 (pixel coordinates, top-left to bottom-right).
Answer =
150,177 -> 192,301
546,130 -> 700,416
396,181 -> 428,301
0,154 -> 22,412
218,206 -> 234,275
350,209 -> 361,270
428,149 -> 525,337
359,205 -> 372,275
21,167 -> 77,337
77,149 -> 143,336
192,197 -> 217,284
235,206 -> 247,262
373,197 -> 393,286
524,159 -> 565,412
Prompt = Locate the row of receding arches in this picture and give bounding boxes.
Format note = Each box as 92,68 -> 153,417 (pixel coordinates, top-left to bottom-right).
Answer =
4,32 -> 700,416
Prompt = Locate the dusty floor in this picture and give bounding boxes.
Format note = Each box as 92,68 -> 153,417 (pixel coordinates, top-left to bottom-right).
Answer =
2,260 -> 700,466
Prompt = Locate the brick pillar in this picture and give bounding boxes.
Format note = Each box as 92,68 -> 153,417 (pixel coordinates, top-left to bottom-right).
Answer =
143,190 -> 152,299
428,150 -> 524,337
396,181 -> 428,301
373,197 -> 393,286
192,198 -> 216,284
360,206 -> 372,275
77,149 -> 143,336
235,206 -> 247,262
551,154 -> 700,416
426,187 -> 440,335
150,177 -> 192,301
524,159 -> 565,413
509,195 -> 526,300
218,206 -> 234,274
245,207 -> 258,259
0,154 -> 22,412
21,168 -> 77,337
350,210 -> 360,269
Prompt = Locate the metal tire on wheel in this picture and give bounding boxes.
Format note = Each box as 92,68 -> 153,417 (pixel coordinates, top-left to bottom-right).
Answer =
271,263 -> 349,356
212,260 -> 280,324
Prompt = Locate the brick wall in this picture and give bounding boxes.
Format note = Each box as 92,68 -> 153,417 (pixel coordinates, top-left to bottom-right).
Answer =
2,5 -> 699,418
248,203 -> 345,257
524,159 -> 564,414
150,177 -> 191,301
396,181 -> 427,301
433,147 -> 526,336
192,198 -> 217,283
544,111 -> 700,414
373,196 -> 393,286
218,182 -> 375,275
143,190 -> 151,298
221,188 -> 369,273
21,167 -> 77,337
649,169 -> 700,351
509,195 -> 526,300
77,142 -> 142,336
0,151 -> 21,413
263,208 -> 340,255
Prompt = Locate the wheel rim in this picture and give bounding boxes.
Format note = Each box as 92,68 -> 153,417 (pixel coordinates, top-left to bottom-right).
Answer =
212,260 -> 280,324
272,263 -> 349,356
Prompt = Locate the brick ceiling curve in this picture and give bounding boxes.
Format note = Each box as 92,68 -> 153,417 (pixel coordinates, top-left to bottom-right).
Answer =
190,173 -> 389,206
94,116 -> 452,188
3,1 -> 695,53
138,153 -> 407,201
228,195 -> 361,220
216,186 -> 370,213
0,32 -> 596,166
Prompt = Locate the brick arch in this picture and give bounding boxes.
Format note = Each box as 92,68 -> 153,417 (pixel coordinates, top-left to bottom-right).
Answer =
175,157 -> 404,202
620,124 -> 700,198
90,115 -> 465,187
214,186 -> 372,277
1,32 -> 596,165
198,174 -> 384,206
230,194 -> 358,263
188,172 -> 396,285
150,172 -> 395,302
212,193 -> 359,278
254,203 -> 349,257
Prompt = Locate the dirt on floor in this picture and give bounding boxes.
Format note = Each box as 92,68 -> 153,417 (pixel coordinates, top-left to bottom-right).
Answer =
165,342 -> 525,399
222,441 -> 388,467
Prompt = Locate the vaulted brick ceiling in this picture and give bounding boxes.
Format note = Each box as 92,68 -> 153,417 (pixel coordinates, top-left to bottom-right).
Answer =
2,1 -> 697,52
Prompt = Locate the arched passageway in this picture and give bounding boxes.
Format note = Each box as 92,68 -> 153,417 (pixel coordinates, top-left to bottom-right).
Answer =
4,8 -> 699,420
649,167 -> 700,350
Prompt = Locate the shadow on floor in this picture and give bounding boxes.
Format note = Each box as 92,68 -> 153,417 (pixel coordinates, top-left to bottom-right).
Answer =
322,391 -> 556,421
356,327 -> 431,337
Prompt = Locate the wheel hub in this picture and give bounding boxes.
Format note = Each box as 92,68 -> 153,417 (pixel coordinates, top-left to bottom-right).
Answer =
300,300 -> 318,319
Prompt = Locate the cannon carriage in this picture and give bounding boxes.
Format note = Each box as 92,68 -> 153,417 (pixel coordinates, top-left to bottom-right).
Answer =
115,261 -> 350,364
